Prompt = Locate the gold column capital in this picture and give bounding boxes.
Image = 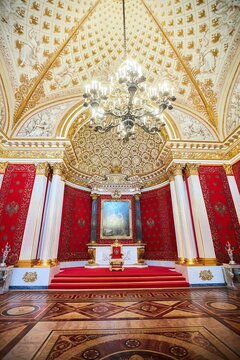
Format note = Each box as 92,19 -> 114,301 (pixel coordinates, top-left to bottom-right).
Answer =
168,163 -> 184,177
35,162 -> 50,176
185,163 -> 200,177
0,161 -> 8,173
223,164 -> 233,176
134,193 -> 141,200
52,162 -> 65,177
91,193 -> 99,200
167,169 -> 174,182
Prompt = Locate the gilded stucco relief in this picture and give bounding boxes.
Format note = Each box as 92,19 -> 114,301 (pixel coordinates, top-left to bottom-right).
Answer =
15,101 -> 76,138
170,109 -> 216,141
225,73 -> 240,137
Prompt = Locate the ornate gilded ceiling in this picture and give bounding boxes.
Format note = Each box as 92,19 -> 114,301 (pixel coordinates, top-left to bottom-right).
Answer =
0,0 -> 239,187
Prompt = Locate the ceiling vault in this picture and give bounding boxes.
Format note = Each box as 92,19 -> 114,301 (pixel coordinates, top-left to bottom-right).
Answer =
141,0 -> 218,127
13,0 -> 101,124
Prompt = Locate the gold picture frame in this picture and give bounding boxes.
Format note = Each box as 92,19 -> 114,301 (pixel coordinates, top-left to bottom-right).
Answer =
100,199 -> 132,239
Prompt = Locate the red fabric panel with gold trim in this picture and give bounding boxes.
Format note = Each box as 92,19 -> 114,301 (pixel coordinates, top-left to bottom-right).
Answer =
141,185 -> 178,260
232,160 -> 240,193
199,165 -> 240,263
0,164 -> 36,265
58,185 -> 91,261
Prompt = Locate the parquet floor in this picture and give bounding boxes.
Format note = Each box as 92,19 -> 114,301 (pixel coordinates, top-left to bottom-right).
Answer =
0,287 -> 240,359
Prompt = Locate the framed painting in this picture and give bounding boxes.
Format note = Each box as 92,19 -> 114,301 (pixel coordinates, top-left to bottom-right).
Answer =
101,199 -> 132,239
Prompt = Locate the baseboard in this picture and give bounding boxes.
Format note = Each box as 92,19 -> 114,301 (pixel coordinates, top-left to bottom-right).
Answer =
10,286 -> 49,290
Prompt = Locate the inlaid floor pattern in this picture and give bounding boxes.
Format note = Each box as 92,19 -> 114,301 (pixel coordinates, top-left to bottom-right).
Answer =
0,287 -> 240,359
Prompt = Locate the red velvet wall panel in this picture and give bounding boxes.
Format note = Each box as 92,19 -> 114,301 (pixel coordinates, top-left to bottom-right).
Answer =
58,185 -> 91,261
141,185 -> 178,260
233,161 -> 240,193
97,195 -> 136,244
0,164 -> 36,265
199,166 -> 240,263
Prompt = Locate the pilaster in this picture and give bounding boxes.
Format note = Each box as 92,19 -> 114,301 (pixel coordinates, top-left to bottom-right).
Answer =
168,163 -> 198,265
134,193 -> 143,243
185,163 -> 217,265
37,162 -> 66,265
167,169 -> 185,264
18,162 -> 50,266
90,193 -> 99,243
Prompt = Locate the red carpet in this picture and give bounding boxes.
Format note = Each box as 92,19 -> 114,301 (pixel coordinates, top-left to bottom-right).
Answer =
49,266 -> 189,289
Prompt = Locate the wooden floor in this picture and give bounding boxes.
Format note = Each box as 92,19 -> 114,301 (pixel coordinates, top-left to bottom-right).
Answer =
0,287 -> 240,359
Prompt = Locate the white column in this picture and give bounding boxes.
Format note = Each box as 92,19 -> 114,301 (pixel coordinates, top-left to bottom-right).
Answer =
168,173 -> 185,263
0,162 -> 8,188
51,176 -> 65,263
38,163 -> 65,266
185,164 -> 216,265
224,165 -> 240,223
19,163 -> 49,266
169,163 -> 197,265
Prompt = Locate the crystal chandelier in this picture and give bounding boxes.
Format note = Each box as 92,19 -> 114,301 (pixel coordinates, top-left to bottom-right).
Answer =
83,1 -> 176,142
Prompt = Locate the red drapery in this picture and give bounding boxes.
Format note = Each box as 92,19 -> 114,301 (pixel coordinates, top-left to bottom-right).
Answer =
0,164 -> 36,265
232,160 -> 240,193
141,185 -> 178,260
58,185 -> 91,261
199,165 -> 240,263
97,195 -> 136,244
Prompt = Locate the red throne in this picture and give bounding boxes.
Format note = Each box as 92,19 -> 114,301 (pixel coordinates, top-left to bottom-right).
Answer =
110,240 -> 124,271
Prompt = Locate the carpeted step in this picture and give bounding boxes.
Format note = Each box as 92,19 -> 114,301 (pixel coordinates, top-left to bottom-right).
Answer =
51,275 -> 186,283
55,266 -> 181,278
49,280 -> 189,289
48,266 -> 189,290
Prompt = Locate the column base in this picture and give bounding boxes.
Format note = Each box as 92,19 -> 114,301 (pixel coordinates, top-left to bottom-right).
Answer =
15,260 -> 37,268
198,258 -> 218,266
175,257 -> 185,265
34,259 -> 55,267
184,258 -> 199,266
175,263 -> 225,286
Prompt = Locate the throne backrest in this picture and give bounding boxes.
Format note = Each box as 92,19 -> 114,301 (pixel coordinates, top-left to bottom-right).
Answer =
111,241 -> 122,259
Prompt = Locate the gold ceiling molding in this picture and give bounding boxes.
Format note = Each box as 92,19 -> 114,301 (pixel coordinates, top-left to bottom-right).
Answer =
141,0 -> 218,126
61,106 -> 91,139
13,0 -> 101,124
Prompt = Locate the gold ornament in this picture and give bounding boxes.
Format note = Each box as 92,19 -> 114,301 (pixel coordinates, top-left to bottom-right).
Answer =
22,272 -> 38,283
